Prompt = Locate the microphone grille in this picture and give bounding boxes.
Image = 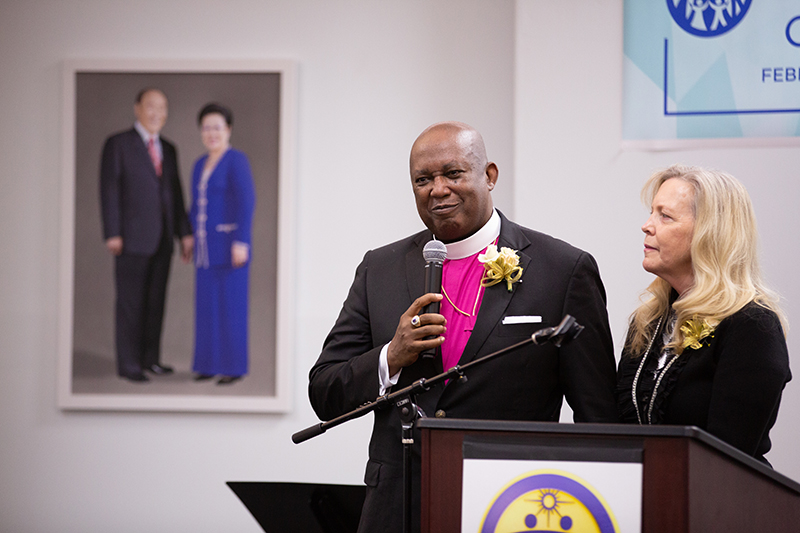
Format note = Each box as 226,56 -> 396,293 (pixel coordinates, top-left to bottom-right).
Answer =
423,239 -> 447,263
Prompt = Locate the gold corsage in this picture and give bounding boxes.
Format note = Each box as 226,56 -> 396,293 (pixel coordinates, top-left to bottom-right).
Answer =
478,245 -> 523,292
680,318 -> 715,350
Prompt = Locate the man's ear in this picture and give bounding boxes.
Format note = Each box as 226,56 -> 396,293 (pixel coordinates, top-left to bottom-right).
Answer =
485,162 -> 498,191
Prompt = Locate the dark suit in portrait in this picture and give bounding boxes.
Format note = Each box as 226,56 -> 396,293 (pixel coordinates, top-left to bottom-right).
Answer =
99,89 -> 192,381
308,123 -> 617,533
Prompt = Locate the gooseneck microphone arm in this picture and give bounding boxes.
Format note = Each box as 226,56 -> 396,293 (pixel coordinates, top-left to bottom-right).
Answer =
292,314 -> 584,444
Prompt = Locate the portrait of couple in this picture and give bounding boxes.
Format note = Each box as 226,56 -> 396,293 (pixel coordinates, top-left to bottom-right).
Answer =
101,89 -> 254,386
62,64 -> 294,412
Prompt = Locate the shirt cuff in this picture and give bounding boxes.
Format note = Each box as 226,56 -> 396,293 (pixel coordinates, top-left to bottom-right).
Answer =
378,342 -> 401,396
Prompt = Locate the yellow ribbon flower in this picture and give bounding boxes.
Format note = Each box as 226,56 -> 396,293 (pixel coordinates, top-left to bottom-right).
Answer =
478,245 -> 523,292
680,318 -> 715,350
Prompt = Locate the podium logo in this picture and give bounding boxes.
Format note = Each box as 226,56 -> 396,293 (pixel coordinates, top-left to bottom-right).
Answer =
667,0 -> 751,38
479,470 -> 618,533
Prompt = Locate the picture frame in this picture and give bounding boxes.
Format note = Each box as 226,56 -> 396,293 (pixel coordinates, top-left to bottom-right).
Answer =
57,59 -> 296,412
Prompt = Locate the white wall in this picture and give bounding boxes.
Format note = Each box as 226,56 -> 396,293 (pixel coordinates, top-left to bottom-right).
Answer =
1,1 -> 798,531
516,1 -> 800,478
0,1 -> 514,531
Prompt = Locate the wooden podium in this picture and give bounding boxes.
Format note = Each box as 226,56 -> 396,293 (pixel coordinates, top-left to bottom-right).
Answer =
418,419 -> 800,532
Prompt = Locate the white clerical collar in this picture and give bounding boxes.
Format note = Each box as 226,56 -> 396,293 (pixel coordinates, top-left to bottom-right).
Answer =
134,121 -> 160,144
441,209 -> 501,260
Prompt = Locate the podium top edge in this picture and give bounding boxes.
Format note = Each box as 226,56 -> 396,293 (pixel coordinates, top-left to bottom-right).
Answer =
418,418 -> 700,438
417,419 -> 800,494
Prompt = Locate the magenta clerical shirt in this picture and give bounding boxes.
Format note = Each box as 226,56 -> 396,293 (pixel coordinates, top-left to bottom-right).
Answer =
378,210 -> 501,392
437,209 -> 502,371
440,247 -> 493,371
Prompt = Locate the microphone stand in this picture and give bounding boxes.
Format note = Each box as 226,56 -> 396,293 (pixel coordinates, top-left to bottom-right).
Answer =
292,315 -> 584,533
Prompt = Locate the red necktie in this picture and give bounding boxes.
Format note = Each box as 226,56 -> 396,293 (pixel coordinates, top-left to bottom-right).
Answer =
148,137 -> 162,177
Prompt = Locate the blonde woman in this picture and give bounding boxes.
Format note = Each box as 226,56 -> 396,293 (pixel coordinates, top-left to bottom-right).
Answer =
616,164 -> 791,464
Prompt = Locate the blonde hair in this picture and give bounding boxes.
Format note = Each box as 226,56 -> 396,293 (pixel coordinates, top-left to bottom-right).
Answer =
627,164 -> 787,355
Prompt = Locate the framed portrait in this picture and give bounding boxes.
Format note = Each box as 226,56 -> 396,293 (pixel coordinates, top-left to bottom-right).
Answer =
57,59 -> 296,412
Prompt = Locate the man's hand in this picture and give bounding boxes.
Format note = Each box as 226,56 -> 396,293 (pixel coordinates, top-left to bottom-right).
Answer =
387,293 -> 446,376
105,237 -> 123,256
180,235 -> 194,263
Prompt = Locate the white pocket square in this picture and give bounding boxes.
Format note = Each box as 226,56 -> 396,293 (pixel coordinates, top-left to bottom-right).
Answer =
502,315 -> 542,325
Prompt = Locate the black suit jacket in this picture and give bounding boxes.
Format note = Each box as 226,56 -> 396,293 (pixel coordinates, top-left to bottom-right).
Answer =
100,128 -> 191,255
309,212 -> 617,533
617,302 -> 791,464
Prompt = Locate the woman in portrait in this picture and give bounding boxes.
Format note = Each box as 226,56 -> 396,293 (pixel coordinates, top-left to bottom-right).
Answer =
190,103 -> 256,384
616,164 -> 791,464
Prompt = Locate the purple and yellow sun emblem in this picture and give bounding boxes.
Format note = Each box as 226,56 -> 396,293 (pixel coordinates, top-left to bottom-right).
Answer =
479,470 -> 619,533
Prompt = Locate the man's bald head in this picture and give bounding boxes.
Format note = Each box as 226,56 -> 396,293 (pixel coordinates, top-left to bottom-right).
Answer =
134,88 -> 168,135
409,122 -> 497,242
410,121 -> 488,172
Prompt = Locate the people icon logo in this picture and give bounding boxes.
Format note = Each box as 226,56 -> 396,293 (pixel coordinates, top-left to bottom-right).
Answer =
667,0 -> 751,38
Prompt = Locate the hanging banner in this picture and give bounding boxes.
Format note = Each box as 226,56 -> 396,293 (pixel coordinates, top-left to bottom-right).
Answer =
623,0 -> 800,148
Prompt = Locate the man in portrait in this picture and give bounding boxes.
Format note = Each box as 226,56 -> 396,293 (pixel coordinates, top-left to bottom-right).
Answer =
308,122 -> 618,533
99,88 -> 193,382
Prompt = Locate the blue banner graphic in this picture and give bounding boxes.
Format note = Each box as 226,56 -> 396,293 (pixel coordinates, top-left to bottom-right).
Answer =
624,0 -> 800,143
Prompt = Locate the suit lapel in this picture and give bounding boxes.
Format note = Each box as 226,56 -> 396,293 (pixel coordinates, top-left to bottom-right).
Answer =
160,142 -> 174,180
458,215 -> 532,364
405,231 -> 431,302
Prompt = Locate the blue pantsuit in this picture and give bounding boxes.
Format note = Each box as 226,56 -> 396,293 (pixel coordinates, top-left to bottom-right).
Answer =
189,148 -> 256,377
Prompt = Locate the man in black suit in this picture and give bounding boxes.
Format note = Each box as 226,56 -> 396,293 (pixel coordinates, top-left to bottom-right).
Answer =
100,88 -> 193,382
308,122 -> 618,533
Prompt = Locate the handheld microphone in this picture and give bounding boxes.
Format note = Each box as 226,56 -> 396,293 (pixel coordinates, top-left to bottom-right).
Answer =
422,239 -> 446,312
421,239 -> 447,358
